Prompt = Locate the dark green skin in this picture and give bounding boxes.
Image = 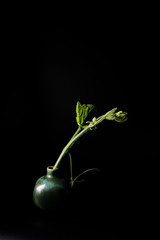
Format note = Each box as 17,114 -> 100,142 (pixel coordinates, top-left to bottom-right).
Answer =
33,167 -> 70,210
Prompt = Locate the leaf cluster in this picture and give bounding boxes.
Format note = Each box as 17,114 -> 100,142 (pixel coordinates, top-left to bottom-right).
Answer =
76,101 -> 128,128
76,101 -> 96,127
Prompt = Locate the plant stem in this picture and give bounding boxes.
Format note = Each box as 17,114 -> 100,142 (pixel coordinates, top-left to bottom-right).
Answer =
73,168 -> 99,183
53,112 -> 112,171
70,126 -> 81,140
53,126 -> 90,170
69,153 -> 74,187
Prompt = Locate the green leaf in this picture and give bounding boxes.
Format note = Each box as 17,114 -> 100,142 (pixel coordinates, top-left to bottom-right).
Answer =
76,101 -> 95,127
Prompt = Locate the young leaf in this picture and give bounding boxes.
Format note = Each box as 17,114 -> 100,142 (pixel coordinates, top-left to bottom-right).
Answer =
76,101 -> 95,127
105,108 -> 128,122
105,107 -> 117,120
115,111 -> 128,123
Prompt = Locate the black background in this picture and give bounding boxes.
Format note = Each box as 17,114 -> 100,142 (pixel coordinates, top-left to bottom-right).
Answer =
0,7 -> 159,240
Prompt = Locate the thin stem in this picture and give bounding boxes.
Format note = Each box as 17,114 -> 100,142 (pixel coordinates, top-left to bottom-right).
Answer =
53,110 -> 114,171
73,168 -> 99,183
53,126 -> 90,170
69,153 -> 74,187
66,127 -> 82,152
70,126 -> 82,140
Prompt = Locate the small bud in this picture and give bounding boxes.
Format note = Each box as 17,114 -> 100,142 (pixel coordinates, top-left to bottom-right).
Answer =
92,117 -> 97,123
115,111 -> 128,123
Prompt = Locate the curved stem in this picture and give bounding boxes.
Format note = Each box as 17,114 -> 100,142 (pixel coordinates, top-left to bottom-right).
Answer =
53,111 -> 114,171
73,168 -> 99,183
53,126 -> 90,170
